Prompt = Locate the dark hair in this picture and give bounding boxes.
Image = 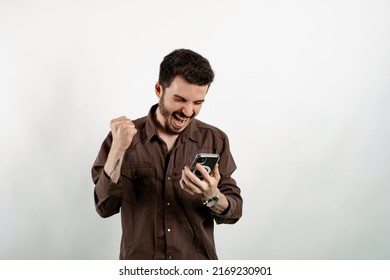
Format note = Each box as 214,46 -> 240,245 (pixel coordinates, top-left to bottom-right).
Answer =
158,49 -> 214,89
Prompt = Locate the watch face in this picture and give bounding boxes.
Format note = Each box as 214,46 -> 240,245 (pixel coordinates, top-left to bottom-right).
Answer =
204,189 -> 220,207
206,198 -> 218,207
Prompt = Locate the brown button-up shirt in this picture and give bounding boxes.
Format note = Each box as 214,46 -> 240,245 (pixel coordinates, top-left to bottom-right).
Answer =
91,105 -> 243,259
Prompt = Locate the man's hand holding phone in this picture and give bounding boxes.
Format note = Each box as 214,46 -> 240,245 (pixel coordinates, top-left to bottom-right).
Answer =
179,153 -> 221,204
180,153 -> 229,213
180,162 -> 221,200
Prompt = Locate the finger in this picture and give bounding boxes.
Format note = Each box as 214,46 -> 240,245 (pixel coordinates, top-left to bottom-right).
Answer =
180,177 -> 197,195
112,120 -> 137,135
110,116 -> 128,126
117,120 -> 135,129
196,163 -> 211,181
210,163 -> 221,181
111,116 -> 127,122
194,163 -> 217,189
181,173 -> 200,194
123,127 -> 137,137
181,169 -> 202,194
118,123 -> 136,132
185,166 -> 206,188
179,178 -> 187,191
111,117 -> 134,128
112,126 -> 137,139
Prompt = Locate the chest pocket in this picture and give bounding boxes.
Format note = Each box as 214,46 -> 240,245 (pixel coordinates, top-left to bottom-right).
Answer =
121,164 -> 155,204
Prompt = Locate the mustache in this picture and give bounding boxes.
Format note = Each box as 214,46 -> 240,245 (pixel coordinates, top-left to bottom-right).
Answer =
175,111 -> 195,119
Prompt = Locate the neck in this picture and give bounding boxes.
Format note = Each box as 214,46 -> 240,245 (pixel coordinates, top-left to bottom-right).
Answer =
157,129 -> 179,152
153,108 -> 179,152
154,106 -> 165,129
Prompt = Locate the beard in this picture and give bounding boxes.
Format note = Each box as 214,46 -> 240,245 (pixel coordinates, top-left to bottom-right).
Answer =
157,93 -> 195,135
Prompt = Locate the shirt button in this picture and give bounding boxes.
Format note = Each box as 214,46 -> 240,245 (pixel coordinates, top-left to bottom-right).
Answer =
167,176 -> 171,181
168,256 -> 172,260
167,228 -> 171,232
166,202 -> 170,206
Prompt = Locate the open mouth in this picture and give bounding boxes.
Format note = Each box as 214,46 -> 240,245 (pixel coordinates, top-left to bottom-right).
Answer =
172,112 -> 189,128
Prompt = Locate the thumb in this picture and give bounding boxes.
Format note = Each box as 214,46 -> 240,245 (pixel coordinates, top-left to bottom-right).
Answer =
211,163 -> 221,181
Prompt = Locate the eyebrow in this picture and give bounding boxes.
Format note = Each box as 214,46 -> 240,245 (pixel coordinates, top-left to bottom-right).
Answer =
173,94 -> 205,103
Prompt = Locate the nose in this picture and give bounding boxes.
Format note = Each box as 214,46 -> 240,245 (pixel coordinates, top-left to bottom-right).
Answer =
182,102 -> 194,118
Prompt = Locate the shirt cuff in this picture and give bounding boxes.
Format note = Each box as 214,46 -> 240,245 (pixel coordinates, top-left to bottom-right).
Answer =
95,170 -> 122,199
212,196 -> 239,224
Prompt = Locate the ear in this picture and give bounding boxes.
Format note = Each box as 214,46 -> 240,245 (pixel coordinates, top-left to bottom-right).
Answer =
155,82 -> 162,97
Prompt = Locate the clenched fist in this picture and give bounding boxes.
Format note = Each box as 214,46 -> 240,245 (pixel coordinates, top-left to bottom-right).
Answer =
110,116 -> 137,151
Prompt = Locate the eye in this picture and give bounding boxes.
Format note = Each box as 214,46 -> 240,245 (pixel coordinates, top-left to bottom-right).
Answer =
174,96 -> 185,102
194,100 -> 204,105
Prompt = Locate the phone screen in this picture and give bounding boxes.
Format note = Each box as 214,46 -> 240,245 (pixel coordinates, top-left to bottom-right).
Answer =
190,153 -> 220,179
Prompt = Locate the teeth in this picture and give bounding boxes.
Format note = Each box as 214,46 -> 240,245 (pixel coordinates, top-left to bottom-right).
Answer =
174,113 -> 187,123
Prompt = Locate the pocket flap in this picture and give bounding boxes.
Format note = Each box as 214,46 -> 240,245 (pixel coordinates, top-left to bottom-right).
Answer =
121,164 -> 154,179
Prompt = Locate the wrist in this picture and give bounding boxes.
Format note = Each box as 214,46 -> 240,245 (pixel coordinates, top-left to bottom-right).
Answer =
111,143 -> 128,154
202,189 -> 220,207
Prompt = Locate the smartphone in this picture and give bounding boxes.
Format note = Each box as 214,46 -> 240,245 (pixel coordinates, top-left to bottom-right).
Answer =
190,153 -> 220,179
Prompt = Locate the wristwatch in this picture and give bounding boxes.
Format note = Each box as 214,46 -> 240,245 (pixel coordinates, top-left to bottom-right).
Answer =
203,189 -> 220,207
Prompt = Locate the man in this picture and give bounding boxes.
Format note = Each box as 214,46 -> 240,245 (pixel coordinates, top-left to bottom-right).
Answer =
91,49 -> 243,260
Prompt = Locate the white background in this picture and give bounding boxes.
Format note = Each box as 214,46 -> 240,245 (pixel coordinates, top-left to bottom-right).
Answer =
1,0 -> 389,259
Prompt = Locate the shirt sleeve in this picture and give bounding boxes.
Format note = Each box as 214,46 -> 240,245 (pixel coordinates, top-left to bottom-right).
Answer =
91,132 -> 122,218
213,176 -> 243,224
212,133 -> 243,224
